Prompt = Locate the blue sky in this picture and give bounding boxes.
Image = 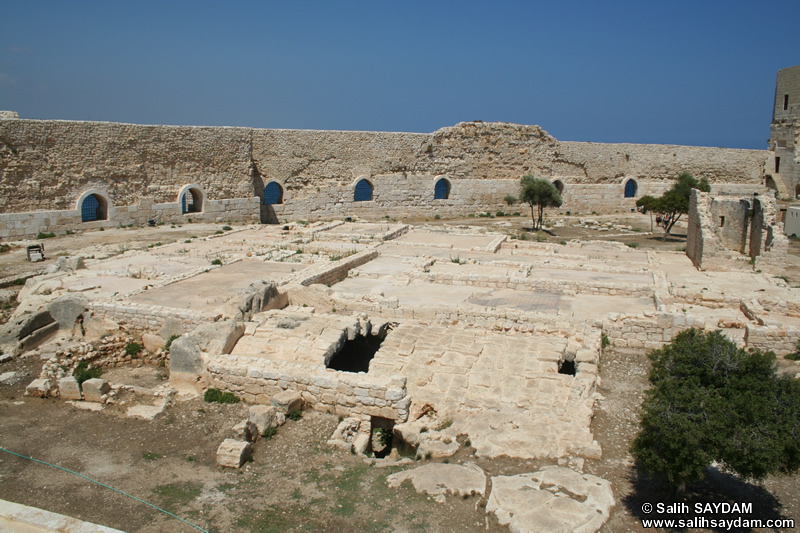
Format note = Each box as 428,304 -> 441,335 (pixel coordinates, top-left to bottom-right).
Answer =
1,1 -> 798,148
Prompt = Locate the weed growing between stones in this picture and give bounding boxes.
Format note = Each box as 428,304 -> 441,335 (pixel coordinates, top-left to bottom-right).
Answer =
288,409 -> 303,421
73,361 -> 102,384
125,342 -> 142,357
203,388 -> 240,404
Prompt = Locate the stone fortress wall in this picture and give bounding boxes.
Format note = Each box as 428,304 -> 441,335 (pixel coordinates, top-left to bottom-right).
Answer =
0,109 -> 773,239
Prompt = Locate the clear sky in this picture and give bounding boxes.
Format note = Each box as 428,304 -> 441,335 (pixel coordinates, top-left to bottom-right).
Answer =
1,1 -> 798,149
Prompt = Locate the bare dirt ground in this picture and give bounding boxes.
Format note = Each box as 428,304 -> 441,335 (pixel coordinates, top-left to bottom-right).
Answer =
1,220 -> 800,532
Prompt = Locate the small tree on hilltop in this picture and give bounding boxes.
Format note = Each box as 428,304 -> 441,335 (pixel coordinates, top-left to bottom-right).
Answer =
520,175 -> 562,231
630,328 -> 800,496
636,172 -> 710,237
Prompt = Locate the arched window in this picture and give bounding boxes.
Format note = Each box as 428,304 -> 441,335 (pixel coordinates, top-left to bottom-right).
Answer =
354,179 -> 373,202
180,187 -> 203,213
624,179 -> 638,198
552,180 -> 564,194
795,184 -> 800,199
81,194 -> 107,222
264,182 -> 283,205
765,176 -> 777,191
434,178 -> 450,200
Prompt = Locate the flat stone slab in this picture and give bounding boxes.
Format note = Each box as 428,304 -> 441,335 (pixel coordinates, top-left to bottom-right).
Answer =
487,466 -> 614,533
126,398 -> 170,420
58,376 -> 82,401
0,497 -> 125,532
387,463 -> 486,503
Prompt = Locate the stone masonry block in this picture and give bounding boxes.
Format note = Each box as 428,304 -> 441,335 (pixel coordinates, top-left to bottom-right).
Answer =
58,376 -> 82,400
216,439 -> 252,468
272,390 -> 303,414
249,405 -> 278,435
26,379 -> 51,398
82,378 -> 110,402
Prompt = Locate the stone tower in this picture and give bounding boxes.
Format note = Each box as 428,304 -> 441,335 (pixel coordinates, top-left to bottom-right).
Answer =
768,64 -> 800,199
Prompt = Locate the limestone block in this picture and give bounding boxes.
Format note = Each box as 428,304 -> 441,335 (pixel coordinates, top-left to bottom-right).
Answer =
26,379 -> 51,398
353,433 -> 370,455
83,316 -> 121,340
82,378 -> 110,402
249,405 -> 278,435
142,334 -> 165,353
58,377 -> 82,401
418,437 -> 460,458
216,439 -> 252,468
233,420 -> 260,443
272,390 -> 303,414
157,317 -> 185,340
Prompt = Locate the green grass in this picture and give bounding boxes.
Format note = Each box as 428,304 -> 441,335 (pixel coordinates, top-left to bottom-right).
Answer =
142,452 -> 162,460
36,232 -> 56,239
626,242 -> 639,249
287,409 -> 303,421
152,482 -> 202,513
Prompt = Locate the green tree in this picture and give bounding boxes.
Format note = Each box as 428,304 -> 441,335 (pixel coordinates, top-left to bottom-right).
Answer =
636,172 -> 710,237
519,175 -> 562,231
631,329 -> 800,495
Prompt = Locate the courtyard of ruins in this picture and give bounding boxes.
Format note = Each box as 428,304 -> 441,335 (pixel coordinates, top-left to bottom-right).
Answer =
1,213 -> 799,532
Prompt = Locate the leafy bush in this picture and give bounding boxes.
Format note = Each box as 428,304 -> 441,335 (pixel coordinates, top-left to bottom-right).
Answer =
211,258 -> 223,266
36,232 -> 56,239
631,329 -> 800,493
125,342 -> 142,357
222,225 -> 232,231
288,409 -> 303,421
0,244 -> 11,253
626,242 -> 639,249
73,361 -> 103,384
373,427 -> 392,447
601,332 -> 610,350
263,426 -> 278,439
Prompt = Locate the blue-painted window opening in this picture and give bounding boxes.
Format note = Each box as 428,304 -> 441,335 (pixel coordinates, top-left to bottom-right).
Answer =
624,179 -> 637,198
434,178 -> 450,200
81,194 -> 100,222
354,180 -> 373,202
264,182 -> 283,205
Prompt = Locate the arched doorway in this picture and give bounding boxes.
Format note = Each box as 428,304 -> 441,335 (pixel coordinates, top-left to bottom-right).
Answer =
354,179 -> 373,202
434,178 -> 450,200
264,182 -> 284,205
552,180 -> 564,194
624,179 -> 638,198
81,193 -> 108,222
178,185 -> 205,214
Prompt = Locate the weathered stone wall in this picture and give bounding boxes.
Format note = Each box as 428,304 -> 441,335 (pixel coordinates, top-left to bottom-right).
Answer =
87,301 -> 219,336
208,354 -> 410,421
686,190 -> 788,272
0,117 -> 770,237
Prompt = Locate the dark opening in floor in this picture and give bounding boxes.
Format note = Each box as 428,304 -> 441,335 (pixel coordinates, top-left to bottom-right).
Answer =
326,331 -> 387,373
558,359 -> 576,376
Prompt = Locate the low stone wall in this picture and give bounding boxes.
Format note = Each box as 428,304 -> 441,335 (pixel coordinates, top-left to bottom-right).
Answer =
293,249 -> 380,286
745,324 -> 800,356
404,270 -> 653,298
0,197 -> 260,240
88,302 -> 219,335
602,311 -> 709,351
208,354 -> 410,421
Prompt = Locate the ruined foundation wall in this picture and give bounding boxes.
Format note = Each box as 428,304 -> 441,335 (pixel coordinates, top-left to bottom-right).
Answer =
88,302 -> 219,336
208,354 -> 410,421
